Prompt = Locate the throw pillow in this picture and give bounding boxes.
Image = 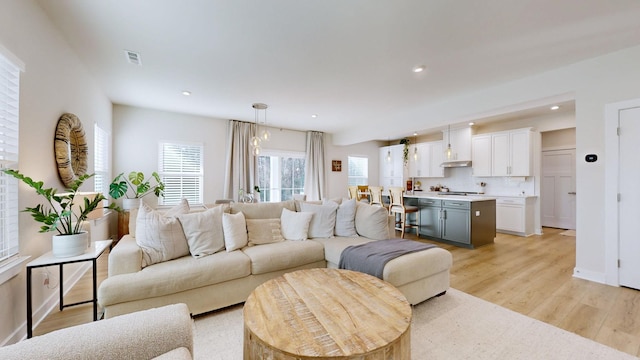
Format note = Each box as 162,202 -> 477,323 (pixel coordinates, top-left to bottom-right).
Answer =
280,208 -> 313,241
135,199 -> 191,267
354,201 -> 390,240
178,206 -> 225,258
222,212 -> 248,251
129,199 -> 189,238
246,218 -> 284,246
300,202 -> 338,238
326,198 -> 357,237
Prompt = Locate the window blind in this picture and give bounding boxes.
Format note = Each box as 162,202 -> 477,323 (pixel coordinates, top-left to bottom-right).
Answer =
0,52 -> 20,265
158,142 -> 203,205
347,156 -> 368,186
94,123 -> 110,198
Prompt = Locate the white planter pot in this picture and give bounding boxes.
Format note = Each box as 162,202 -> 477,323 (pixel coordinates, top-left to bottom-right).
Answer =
122,198 -> 141,211
52,232 -> 89,258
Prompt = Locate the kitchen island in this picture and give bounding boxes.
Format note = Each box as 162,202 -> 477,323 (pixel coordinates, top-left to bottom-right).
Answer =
404,192 -> 496,248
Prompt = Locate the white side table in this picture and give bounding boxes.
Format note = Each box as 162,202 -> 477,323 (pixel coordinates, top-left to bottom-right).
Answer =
26,240 -> 112,338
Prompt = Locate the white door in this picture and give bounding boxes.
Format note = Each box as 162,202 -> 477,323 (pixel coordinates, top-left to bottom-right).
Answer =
619,107 -> 640,290
541,149 -> 576,229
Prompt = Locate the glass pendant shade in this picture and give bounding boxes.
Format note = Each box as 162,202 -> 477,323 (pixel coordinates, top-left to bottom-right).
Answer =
261,129 -> 271,141
386,149 -> 391,162
251,135 -> 261,148
413,146 -> 418,161
252,145 -> 261,156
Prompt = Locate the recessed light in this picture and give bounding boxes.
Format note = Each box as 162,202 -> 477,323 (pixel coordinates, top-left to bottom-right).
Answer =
311,114 -> 318,118
550,105 -> 560,110
469,122 -> 475,126
182,91 -> 191,96
413,132 -> 418,136
413,65 -> 426,73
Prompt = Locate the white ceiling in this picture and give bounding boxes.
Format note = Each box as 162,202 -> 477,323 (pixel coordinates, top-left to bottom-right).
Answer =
36,0 -> 640,144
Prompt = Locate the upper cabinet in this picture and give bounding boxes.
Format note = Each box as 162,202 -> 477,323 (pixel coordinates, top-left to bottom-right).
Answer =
472,128 -> 533,177
442,127 -> 472,162
379,144 -> 404,187
408,141 -> 444,178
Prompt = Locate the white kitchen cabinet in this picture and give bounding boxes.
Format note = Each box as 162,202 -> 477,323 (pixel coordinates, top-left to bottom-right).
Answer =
471,128 -> 533,177
492,129 -> 532,176
379,144 -> 404,188
442,127 -> 472,161
495,196 -> 535,236
408,141 -> 444,178
429,141 -> 445,177
471,134 -> 492,177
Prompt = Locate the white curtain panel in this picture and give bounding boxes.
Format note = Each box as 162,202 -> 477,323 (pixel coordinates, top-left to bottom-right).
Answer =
304,131 -> 326,200
223,120 -> 257,200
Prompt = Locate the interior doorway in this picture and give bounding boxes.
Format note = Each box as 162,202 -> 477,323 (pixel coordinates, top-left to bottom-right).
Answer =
541,149 -> 576,230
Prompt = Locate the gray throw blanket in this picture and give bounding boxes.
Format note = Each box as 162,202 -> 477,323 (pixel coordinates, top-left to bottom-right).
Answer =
339,239 -> 437,279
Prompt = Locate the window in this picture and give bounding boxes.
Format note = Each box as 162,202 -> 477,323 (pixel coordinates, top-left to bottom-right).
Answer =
257,151 -> 305,202
94,123 -> 110,198
158,142 -> 203,206
0,50 -> 21,267
348,156 -> 368,185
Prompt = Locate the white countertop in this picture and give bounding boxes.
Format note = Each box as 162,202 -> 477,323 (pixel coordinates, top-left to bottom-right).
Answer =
404,192 -> 496,202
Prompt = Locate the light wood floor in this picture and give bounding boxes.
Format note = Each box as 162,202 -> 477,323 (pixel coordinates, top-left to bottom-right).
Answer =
34,228 -> 640,357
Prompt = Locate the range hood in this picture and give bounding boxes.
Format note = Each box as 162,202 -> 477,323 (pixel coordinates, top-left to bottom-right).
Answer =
440,160 -> 472,168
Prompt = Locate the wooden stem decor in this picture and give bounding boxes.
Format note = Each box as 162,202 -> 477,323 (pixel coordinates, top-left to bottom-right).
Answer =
54,113 -> 88,188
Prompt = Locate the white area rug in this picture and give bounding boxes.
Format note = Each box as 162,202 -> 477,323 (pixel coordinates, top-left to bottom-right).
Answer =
193,288 -> 635,359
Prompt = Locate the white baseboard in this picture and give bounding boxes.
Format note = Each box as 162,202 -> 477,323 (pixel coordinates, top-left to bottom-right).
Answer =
573,267 -> 606,284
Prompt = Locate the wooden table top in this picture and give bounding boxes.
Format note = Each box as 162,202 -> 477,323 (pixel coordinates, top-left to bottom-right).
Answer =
243,268 -> 411,358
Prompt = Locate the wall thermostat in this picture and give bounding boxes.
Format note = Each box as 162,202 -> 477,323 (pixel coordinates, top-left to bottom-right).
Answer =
585,154 -> 597,162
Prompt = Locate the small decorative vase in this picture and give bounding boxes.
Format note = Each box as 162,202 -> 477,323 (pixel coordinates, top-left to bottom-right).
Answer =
52,232 -> 89,258
122,198 -> 141,211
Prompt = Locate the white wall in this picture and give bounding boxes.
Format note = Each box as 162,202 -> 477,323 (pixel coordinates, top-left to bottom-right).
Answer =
0,0 -> 112,344
324,134 -> 381,200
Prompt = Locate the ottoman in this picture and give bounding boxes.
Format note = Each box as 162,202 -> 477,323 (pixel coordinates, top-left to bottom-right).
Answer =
314,237 -> 453,305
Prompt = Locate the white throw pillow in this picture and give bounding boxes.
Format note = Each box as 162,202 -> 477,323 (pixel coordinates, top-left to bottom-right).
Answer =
327,198 -> 357,237
135,199 -> 191,267
222,212 -> 248,251
280,208 -> 313,241
178,206 -> 225,258
246,218 -> 284,246
300,202 -> 338,238
355,201 -> 390,240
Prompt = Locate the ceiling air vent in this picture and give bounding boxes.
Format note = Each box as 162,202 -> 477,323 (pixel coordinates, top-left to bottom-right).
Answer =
124,50 -> 142,65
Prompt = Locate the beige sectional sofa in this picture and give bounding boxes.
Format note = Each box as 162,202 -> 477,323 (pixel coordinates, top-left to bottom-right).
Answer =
98,199 -> 452,318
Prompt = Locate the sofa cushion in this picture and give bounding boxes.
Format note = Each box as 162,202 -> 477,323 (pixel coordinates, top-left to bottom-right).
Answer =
330,198 -> 358,237
280,208 -> 313,241
246,218 -> 284,246
222,212 -> 248,251
300,201 -> 338,238
355,201 -> 390,240
230,200 -> 295,219
135,200 -> 191,267
241,240 -> 325,275
99,250 -> 252,305
178,206 -> 225,258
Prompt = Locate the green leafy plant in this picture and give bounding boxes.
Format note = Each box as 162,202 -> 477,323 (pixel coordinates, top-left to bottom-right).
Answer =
399,137 -> 411,166
3,169 -> 111,235
109,171 -> 165,200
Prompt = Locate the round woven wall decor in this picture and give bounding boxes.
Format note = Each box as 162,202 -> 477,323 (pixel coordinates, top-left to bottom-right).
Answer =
54,113 -> 88,188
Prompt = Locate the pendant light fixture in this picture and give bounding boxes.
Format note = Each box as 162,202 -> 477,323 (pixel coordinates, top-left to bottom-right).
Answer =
445,125 -> 453,160
413,132 -> 418,161
386,138 -> 392,162
250,103 -> 268,155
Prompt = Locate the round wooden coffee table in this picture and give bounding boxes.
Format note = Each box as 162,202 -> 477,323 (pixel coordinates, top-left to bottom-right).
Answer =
243,268 -> 411,359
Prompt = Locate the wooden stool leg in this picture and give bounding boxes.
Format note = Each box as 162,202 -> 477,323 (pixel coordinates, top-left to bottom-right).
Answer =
401,213 -> 406,239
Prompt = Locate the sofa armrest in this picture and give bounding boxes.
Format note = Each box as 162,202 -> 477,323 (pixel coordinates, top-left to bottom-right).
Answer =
0,303 -> 193,360
109,235 -> 143,276
388,214 -> 396,239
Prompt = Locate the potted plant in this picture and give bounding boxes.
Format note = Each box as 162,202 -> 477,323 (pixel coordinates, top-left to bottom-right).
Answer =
3,169 -> 110,258
109,171 -> 165,210
399,137 -> 411,166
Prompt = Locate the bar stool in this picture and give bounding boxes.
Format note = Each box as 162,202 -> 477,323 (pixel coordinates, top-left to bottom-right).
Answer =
388,186 -> 419,239
368,186 -> 389,209
357,185 -> 369,203
348,186 -> 358,200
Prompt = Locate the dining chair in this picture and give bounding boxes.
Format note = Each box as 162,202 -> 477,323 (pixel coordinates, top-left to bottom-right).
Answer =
388,186 -> 419,239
